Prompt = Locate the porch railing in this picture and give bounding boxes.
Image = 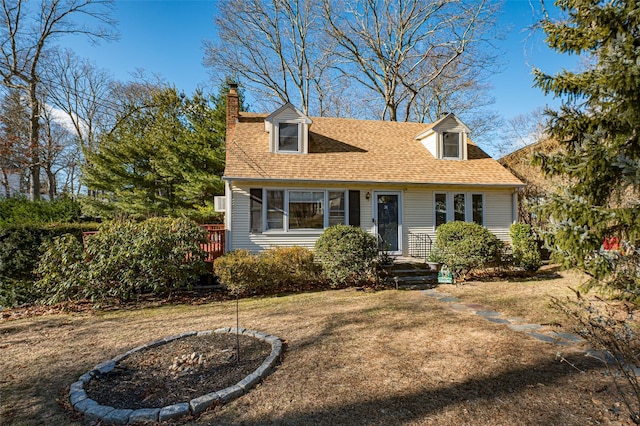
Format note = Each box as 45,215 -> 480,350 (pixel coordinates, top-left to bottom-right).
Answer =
407,232 -> 432,260
81,223 -> 226,264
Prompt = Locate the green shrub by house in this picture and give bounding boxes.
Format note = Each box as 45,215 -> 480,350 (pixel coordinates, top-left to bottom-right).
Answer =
510,223 -> 542,271
213,246 -> 320,296
430,221 -> 503,279
314,224 -> 378,287
35,218 -> 207,304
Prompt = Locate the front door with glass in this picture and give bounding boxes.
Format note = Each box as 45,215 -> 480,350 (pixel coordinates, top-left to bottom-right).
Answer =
375,193 -> 400,253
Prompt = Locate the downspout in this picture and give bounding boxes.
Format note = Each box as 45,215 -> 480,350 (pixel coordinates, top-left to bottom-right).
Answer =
225,179 -> 232,253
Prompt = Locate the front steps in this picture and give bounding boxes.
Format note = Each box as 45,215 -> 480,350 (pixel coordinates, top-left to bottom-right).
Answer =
381,258 -> 437,289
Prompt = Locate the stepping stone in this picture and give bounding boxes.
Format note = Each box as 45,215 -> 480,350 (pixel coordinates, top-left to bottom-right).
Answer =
476,310 -> 502,318
438,297 -> 460,303
450,304 -> 473,311
506,317 -> 526,324
485,317 -> 511,324
509,323 -> 543,332
526,332 -> 559,344
465,303 -> 486,310
549,331 -> 585,344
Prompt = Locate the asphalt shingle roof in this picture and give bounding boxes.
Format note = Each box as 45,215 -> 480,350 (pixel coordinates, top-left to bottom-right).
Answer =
224,113 -> 524,187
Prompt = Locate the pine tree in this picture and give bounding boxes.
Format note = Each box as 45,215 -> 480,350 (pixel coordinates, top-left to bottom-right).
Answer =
82,86 -> 232,221
533,0 -> 640,294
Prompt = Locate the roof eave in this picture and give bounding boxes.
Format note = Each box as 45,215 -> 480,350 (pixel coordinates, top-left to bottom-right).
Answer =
222,175 -> 525,188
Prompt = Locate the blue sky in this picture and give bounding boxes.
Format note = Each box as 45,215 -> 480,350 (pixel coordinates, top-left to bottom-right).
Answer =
60,0 -> 578,122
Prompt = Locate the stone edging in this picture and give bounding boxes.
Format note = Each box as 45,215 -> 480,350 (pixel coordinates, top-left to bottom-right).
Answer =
69,328 -> 283,425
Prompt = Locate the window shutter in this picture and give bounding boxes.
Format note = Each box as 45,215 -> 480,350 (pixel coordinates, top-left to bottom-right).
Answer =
250,188 -> 263,233
348,190 -> 360,227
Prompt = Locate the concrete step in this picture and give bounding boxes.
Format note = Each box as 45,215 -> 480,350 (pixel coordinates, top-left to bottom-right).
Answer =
388,268 -> 433,276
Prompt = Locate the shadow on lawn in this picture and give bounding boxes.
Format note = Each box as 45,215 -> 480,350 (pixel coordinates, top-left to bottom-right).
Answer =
231,355 -> 609,426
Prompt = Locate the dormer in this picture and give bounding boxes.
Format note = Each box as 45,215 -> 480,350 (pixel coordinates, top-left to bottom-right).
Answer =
415,113 -> 471,160
265,103 -> 312,154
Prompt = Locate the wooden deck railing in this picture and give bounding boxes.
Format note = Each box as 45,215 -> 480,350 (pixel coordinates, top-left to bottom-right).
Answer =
200,224 -> 225,263
81,223 -> 226,264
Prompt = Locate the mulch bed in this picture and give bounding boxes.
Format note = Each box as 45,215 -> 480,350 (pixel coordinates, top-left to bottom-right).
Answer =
84,333 -> 272,409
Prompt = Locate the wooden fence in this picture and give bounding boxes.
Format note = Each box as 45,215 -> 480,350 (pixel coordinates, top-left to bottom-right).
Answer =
81,223 -> 226,264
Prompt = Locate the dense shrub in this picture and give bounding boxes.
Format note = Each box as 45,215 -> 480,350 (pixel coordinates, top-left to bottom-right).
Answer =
213,246 -> 320,296
33,218 -> 207,304
0,224 -> 98,307
430,221 -> 503,279
510,223 -> 542,271
0,196 -> 83,227
35,234 -> 87,304
314,224 -> 378,287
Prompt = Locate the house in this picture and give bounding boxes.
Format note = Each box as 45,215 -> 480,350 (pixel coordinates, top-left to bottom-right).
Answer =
220,84 -> 524,257
498,138 -> 561,226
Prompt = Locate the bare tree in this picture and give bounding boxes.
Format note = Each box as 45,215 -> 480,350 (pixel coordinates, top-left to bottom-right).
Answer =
0,0 -> 115,200
323,0 -> 501,122
0,88 -> 28,197
205,0 -> 337,115
44,48 -> 114,155
40,103 -> 76,199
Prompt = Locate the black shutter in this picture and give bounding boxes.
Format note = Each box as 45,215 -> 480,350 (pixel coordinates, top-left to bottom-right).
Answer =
250,188 -> 262,233
348,190 -> 360,227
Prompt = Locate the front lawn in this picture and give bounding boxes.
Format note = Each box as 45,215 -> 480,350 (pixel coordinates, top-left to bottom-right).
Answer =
0,270 -> 628,425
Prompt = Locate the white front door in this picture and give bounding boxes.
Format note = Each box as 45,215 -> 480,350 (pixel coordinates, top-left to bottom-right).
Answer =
373,191 -> 402,255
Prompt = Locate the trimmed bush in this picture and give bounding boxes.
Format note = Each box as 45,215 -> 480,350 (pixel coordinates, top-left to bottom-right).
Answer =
32,218 -> 208,304
213,250 -> 264,296
430,221 -> 503,279
213,246 -> 320,296
510,223 -> 542,271
0,196 -> 83,227
314,224 -> 378,287
82,218 -> 207,302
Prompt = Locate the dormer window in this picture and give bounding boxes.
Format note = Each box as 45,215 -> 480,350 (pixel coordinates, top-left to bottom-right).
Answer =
443,132 -> 461,159
278,122 -> 300,152
414,113 -> 469,160
265,103 -> 312,154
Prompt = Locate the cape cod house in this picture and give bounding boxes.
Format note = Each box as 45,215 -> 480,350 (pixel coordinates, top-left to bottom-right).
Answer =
219,84 -> 524,257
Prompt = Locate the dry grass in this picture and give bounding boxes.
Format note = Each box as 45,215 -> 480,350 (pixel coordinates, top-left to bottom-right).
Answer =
444,265 -> 589,326
0,274 -> 632,426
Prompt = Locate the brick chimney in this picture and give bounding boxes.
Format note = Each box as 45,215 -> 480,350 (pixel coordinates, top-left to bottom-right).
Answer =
226,83 -> 239,144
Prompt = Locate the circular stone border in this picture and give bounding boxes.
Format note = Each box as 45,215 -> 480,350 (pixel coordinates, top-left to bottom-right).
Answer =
69,328 -> 283,425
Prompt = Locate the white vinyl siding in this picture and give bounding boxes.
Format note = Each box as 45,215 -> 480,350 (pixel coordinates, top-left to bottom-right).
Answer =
228,183 -> 515,253
484,190 -> 514,242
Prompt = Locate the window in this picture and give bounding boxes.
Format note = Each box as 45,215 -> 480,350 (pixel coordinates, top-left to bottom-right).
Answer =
443,132 -> 460,158
472,194 -> 483,225
454,193 -> 465,221
266,190 -> 284,230
329,192 -> 345,226
435,193 -> 447,227
252,189 -> 348,232
278,123 -> 299,152
289,191 -> 324,229
435,192 -> 483,226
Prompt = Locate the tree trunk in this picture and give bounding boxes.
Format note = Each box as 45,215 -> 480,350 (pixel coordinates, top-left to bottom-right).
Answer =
28,85 -> 41,201
1,170 -> 9,198
46,167 -> 56,200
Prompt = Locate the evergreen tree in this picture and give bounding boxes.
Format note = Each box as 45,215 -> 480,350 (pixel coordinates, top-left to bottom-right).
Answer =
533,0 -> 640,295
82,86 -> 232,221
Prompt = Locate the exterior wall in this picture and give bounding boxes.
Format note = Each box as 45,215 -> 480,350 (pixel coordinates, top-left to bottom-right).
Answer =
228,181 -> 374,252
483,190 -> 516,242
227,181 -> 516,254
